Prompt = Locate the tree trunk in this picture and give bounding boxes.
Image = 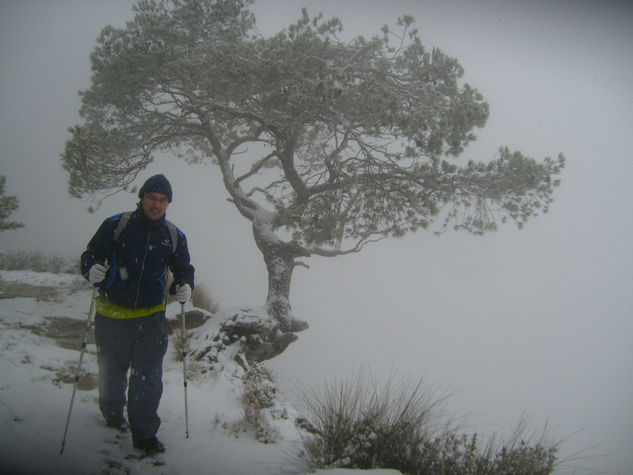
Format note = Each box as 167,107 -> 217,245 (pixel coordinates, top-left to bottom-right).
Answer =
252,223 -> 309,332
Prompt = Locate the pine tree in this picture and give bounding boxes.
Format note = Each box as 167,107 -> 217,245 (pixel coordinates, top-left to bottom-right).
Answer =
61,0 -> 564,333
0,175 -> 24,232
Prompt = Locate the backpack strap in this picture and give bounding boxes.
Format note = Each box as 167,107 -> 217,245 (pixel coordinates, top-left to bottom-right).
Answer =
113,211 -> 178,254
164,219 -> 179,254
113,212 -> 132,243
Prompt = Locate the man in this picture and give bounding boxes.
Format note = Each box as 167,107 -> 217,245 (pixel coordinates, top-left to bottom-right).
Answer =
81,174 -> 194,455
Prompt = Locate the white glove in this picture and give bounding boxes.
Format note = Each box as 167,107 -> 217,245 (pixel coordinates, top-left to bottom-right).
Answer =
176,283 -> 192,303
88,263 -> 107,284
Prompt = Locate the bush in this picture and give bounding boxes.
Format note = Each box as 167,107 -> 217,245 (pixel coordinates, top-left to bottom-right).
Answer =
0,250 -> 79,274
166,274 -> 219,314
191,282 -> 220,314
414,427 -> 557,475
171,311 -> 190,361
226,365 -> 281,443
295,372 -> 559,474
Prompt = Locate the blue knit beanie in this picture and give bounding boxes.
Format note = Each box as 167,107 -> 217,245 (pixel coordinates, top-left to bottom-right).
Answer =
139,174 -> 172,202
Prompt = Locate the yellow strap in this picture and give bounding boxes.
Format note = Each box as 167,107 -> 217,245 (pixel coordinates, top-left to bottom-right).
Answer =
95,296 -> 165,319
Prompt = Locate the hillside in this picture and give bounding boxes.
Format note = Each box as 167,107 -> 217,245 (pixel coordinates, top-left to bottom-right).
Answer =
0,270 -> 399,475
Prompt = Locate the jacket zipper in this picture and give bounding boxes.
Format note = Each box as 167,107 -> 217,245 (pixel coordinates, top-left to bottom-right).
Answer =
134,226 -> 152,307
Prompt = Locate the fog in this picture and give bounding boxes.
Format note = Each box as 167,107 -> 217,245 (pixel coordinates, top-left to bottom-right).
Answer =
1,0 -> 632,473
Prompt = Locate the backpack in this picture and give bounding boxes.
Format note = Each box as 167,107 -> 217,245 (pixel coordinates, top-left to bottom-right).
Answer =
113,211 -> 178,254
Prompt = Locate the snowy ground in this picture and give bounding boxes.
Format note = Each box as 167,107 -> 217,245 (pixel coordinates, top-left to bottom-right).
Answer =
0,270 -> 400,475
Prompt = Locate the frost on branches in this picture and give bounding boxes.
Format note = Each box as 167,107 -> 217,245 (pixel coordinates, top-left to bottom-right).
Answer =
62,0 -> 564,340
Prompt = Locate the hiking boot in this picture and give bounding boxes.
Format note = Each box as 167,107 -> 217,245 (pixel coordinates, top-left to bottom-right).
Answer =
105,417 -> 128,432
133,437 -> 165,455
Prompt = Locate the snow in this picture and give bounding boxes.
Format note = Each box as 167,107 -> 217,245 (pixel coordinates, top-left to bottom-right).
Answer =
0,270 -> 398,475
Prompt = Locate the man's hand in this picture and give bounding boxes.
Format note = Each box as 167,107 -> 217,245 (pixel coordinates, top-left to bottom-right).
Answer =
88,264 -> 107,284
176,283 -> 192,303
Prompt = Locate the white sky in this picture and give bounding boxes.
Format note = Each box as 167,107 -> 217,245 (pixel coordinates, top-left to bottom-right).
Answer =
1,1 -> 632,473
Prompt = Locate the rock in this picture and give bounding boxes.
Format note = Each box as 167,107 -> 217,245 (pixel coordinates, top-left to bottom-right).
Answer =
220,310 -> 302,363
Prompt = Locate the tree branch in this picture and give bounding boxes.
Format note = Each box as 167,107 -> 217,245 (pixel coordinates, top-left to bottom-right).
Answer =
234,150 -> 278,187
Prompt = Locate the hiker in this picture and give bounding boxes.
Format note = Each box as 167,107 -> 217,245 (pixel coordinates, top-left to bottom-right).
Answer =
81,174 -> 195,455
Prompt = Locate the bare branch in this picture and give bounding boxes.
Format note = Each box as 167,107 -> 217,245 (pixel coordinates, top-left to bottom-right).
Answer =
234,150 -> 278,187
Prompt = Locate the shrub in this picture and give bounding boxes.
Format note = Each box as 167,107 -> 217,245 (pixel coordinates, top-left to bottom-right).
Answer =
0,250 -> 79,274
295,372 -> 445,471
192,282 -> 220,314
172,312 -> 190,362
295,372 -> 560,474
166,274 -> 219,314
226,365 -> 281,443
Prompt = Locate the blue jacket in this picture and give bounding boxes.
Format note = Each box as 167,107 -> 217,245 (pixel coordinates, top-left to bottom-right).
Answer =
81,207 -> 195,309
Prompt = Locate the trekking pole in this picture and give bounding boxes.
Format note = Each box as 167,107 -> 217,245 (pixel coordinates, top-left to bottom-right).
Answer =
180,301 -> 190,438
60,286 -> 99,455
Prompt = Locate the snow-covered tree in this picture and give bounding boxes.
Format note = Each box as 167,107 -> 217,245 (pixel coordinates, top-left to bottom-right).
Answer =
0,175 -> 24,232
61,0 -> 564,336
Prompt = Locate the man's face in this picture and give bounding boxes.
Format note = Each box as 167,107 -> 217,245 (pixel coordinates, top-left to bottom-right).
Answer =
141,192 -> 169,221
